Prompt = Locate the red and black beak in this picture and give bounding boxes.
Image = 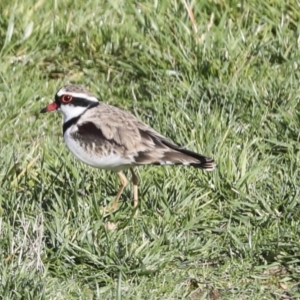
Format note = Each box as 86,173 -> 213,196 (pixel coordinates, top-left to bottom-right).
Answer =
40,102 -> 59,113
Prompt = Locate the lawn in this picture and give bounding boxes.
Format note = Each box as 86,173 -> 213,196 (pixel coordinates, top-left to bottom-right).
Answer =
0,0 -> 300,299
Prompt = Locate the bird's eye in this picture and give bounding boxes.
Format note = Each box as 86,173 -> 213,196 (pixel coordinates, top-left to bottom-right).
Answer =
61,94 -> 73,103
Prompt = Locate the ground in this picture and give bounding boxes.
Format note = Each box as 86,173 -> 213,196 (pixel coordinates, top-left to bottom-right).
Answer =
0,0 -> 300,299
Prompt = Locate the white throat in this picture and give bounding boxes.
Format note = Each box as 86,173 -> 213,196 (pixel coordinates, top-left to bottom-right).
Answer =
60,105 -> 88,122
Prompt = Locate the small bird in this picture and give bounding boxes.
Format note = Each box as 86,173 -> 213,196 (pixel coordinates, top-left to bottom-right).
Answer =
40,85 -> 216,211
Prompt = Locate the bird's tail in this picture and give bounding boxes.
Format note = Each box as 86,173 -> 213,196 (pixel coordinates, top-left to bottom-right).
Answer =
153,147 -> 216,170
134,135 -> 216,170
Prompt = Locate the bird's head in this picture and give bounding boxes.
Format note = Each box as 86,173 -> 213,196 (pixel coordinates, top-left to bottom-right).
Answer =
40,85 -> 99,122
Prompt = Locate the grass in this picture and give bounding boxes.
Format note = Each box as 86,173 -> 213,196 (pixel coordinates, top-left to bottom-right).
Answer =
0,0 -> 300,298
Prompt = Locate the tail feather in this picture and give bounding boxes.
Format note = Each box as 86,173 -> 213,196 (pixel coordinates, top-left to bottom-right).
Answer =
159,149 -> 216,170
134,134 -> 216,170
160,138 -> 216,171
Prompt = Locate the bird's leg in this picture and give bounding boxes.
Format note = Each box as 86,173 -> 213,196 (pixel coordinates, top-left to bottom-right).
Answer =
111,171 -> 128,210
130,168 -> 138,208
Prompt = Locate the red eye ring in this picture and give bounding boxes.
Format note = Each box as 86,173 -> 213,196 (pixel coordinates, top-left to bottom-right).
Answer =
61,94 -> 73,103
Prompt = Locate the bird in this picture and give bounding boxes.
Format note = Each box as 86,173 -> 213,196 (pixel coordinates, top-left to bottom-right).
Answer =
40,85 -> 216,212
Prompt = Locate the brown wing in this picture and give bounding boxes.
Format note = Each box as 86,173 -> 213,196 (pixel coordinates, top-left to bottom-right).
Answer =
77,103 -> 216,170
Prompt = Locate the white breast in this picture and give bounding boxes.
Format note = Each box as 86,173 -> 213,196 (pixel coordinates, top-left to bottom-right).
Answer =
64,127 -> 132,171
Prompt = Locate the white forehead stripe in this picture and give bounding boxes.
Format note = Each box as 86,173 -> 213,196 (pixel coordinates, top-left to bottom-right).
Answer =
56,89 -> 98,102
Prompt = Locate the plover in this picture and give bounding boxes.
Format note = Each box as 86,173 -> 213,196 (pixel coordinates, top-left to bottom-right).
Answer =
40,85 -> 216,211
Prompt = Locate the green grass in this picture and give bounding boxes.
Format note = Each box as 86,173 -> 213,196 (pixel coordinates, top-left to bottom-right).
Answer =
1,0 -> 300,299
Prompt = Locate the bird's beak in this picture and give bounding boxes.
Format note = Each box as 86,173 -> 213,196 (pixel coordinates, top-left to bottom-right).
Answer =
40,102 -> 58,113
